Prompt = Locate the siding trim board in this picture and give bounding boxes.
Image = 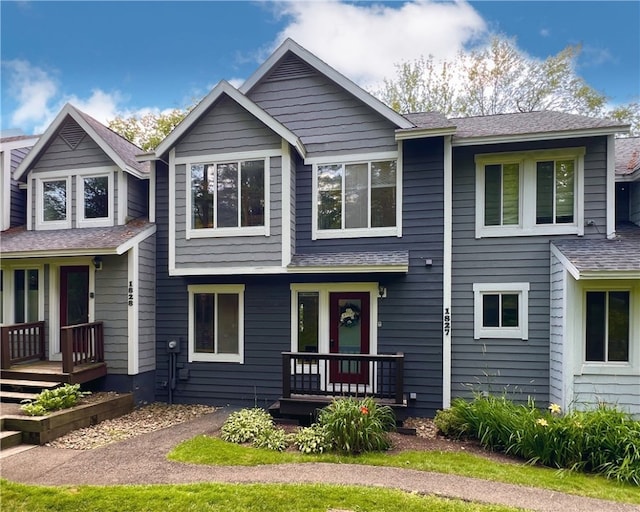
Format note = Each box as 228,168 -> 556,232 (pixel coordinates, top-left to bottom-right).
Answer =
128,245 -> 139,374
442,135 -> 453,408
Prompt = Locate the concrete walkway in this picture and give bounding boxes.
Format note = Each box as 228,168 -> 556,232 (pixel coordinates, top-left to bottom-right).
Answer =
1,409 -> 636,512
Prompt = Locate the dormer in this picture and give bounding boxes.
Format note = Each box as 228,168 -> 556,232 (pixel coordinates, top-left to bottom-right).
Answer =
0,135 -> 38,231
13,104 -> 150,231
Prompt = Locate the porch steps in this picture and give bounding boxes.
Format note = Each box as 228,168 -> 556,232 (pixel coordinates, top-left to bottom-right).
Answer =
0,378 -> 63,404
0,378 -> 60,390
0,430 -> 23,450
0,390 -> 39,403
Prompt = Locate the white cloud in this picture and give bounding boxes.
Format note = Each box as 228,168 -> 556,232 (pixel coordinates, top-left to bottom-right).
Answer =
270,0 -> 487,88
4,60 -> 58,129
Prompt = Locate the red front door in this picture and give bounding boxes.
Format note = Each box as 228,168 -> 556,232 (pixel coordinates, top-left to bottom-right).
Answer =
329,292 -> 370,384
60,266 -> 89,327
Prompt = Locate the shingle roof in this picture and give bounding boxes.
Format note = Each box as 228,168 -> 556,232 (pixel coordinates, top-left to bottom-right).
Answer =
552,226 -> 640,275
615,137 -> 640,177
0,219 -> 155,257
450,111 -> 627,140
75,109 -> 149,175
288,250 -> 409,271
402,112 -> 455,130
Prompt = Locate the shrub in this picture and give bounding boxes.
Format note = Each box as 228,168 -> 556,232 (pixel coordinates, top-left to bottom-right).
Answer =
292,424 -> 331,454
252,425 -> 289,451
317,396 -> 396,454
443,394 -> 640,484
220,408 -> 275,444
433,407 -> 468,438
20,383 -> 90,416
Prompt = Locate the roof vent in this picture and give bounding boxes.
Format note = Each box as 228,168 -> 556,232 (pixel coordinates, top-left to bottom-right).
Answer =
59,118 -> 86,149
265,53 -> 315,83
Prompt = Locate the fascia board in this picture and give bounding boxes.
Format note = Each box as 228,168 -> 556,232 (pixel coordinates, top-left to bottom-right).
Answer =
0,137 -> 39,152
452,127 -> 631,147
240,39 -> 414,130
154,81 -> 306,159
1,248 -> 119,259
395,127 -> 457,141
286,265 -> 409,274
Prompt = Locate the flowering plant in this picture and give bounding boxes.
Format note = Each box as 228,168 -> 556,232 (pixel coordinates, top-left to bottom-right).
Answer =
339,303 -> 360,327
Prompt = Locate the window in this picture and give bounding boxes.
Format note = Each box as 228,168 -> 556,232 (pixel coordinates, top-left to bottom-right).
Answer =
37,177 -> 71,229
314,158 -> 399,238
476,148 -> 584,238
0,267 -> 42,324
190,159 -> 266,235
473,283 -> 529,339
188,284 -> 244,363
585,291 -> 630,363
77,173 -> 113,227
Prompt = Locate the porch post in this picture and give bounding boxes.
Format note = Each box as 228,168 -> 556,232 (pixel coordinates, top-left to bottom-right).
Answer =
395,353 -> 404,405
282,352 -> 291,398
1,326 -> 10,370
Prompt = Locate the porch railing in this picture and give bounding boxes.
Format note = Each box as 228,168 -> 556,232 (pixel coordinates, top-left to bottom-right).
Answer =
61,321 -> 105,373
0,321 -> 46,369
282,352 -> 404,405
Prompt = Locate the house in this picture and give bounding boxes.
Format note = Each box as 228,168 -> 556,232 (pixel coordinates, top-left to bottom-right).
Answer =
1,39 -> 636,418
1,105 -> 157,403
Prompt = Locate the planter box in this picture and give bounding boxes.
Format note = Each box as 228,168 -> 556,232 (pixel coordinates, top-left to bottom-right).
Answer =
2,393 -> 134,445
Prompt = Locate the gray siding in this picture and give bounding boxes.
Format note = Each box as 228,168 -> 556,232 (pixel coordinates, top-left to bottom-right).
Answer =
630,182 -> 640,226
173,158 -> 283,269
247,54 -> 398,158
95,254 -> 129,373
31,126 -> 112,173
138,235 -> 156,372
175,96 -> 281,158
573,375 -> 640,417
10,147 -> 29,226
549,252 -> 565,406
127,173 -> 149,220
451,137 -> 609,405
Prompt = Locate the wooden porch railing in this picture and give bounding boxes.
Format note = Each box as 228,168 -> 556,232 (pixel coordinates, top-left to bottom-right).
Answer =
282,352 -> 405,405
61,321 -> 105,373
0,321 -> 46,369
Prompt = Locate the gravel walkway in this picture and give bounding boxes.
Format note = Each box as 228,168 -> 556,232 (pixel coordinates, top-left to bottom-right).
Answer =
1,408 -> 636,512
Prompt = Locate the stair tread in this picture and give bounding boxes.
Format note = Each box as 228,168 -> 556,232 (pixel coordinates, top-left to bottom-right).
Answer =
0,390 -> 38,400
0,378 -> 60,389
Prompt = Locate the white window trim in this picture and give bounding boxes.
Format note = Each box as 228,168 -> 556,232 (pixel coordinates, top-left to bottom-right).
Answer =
36,175 -> 72,230
0,264 -> 45,325
475,148 -> 585,239
76,171 -> 114,228
181,150 -> 275,239
473,282 -> 530,340
187,284 -> 245,363
311,150 -> 401,240
577,281 -> 639,376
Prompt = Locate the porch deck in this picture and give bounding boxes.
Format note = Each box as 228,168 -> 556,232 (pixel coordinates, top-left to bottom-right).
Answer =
0,360 -> 107,385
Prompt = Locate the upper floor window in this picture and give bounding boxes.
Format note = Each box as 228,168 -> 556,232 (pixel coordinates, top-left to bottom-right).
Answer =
189,158 -> 266,237
476,148 -> 585,238
37,176 -> 71,230
313,155 -> 400,239
585,290 -> 630,363
77,173 -> 113,228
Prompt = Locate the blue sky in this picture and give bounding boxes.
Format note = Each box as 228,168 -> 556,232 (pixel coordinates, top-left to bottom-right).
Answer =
1,1 -> 638,136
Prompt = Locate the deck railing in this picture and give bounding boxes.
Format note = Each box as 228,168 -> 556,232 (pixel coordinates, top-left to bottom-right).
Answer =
0,321 -> 46,369
282,352 -> 404,405
61,321 -> 105,373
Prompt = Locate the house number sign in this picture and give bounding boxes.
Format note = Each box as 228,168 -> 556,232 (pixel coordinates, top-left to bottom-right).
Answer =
443,307 -> 451,335
128,281 -> 134,307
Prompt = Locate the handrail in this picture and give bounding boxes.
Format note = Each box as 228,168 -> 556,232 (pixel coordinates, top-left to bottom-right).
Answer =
0,321 -> 46,369
61,321 -> 105,373
282,351 -> 405,405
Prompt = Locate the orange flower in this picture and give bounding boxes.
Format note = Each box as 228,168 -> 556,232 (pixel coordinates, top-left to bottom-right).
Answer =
360,406 -> 369,415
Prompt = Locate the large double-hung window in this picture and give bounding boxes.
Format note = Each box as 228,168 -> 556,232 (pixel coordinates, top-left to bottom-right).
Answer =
476,148 -> 584,238
190,159 -> 266,236
313,155 -> 400,239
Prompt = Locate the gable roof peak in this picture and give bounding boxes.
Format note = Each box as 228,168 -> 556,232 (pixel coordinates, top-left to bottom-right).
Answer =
240,38 -> 413,130
14,103 -> 149,180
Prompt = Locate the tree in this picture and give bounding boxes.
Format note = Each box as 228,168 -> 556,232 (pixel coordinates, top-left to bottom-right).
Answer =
375,36 -> 638,135
108,106 -> 192,151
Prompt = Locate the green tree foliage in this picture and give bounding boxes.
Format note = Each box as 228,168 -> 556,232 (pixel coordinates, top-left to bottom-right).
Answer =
108,106 -> 192,151
376,36 -> 639,135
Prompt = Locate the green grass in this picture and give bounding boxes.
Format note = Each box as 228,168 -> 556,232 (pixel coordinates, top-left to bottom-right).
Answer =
169,435 -> 640,504
0,480 -> 517,512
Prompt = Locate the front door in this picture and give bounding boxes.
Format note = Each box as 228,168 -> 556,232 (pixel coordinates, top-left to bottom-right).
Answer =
329,292 -> 370,384
60,266 -> 89,327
